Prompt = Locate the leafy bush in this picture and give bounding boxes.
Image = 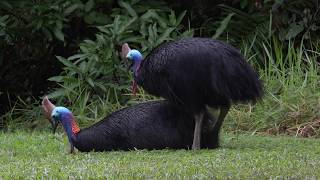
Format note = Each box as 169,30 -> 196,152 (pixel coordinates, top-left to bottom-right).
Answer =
208,0 -> 319,45
0,0 -> 120,118
0,0 -> 179,128
36,1 -> 193,126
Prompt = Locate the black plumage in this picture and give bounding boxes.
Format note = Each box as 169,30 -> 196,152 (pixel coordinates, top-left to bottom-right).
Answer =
125,37 -> 263,149
53,100 -> 219,152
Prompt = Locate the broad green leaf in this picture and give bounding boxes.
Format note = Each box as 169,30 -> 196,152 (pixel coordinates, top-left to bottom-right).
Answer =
68,54 -> 87,61
213,13 -> 235,39
94,82 -> 107,92
47,88 -> 68,98
180,30 -> 194,38
176,10 -> 186,26
47,76 -> 64,82
141,9 -> 168,27
85,0 -> 94,12
147,24 -> 156,45
140,22 -> 147,36
86,77 -> 95,87
153,12 -> 168,28
157,27 -> 174,45
169,11 -> 176,26
48,83 -> 79,98
56,20 -> 63,30
56,56 -> 79,71
79,61 -> 87,73
112,15 -> 121,34
117,17 -> 137,35
118,0 -> 137,17
285,23 -> 304,40
53,26 -> 64,41
0,15 -> 9,22
120,36 -> 144,44
141,9 -> 158,20
64,4 -> 79,15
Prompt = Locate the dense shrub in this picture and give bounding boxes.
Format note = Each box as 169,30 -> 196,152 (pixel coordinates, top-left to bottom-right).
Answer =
0,0 -> 118,117
1,0 -> 193,128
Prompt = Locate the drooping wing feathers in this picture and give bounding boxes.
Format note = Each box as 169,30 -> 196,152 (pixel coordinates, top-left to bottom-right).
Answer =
137,38 -> 263,112
73,100 -> 218,152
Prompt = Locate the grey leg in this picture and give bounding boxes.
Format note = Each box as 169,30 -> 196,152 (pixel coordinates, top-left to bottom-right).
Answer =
192,112 -> 204,150
205,106 -> 219,130
215,105 -> 230,132
203,105 -> 230,148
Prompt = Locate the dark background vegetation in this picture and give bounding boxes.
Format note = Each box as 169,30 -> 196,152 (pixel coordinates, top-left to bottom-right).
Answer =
0,0 -> 319,133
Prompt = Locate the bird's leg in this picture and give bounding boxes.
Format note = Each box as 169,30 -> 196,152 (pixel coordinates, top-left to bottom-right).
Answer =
192,112 -> 204,150
69,144 -> 75,154
211,105 -> 230,147
205,106 -> 219,130
216,105 -> 230,131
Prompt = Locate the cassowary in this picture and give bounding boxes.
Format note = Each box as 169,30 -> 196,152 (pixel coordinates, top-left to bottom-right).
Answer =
122,37 -> 263,150
42,97 -> 219,153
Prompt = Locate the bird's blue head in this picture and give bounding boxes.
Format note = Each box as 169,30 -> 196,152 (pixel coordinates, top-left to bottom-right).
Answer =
126,49 -> 143,73
126,49 -> 143,63
51,106 -> 71,123
51,106 -> 80,147
121,43 -> 143,95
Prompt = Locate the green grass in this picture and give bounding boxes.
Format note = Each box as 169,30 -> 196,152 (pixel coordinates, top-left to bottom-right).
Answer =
226,38 -> 320,134
1,132 -> 320,179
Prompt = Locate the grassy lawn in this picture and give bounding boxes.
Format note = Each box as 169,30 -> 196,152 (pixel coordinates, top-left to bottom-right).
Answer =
1,132 -> 320,179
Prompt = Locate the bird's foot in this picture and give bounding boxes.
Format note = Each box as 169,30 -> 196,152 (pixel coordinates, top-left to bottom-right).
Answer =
192,143 -> 201,150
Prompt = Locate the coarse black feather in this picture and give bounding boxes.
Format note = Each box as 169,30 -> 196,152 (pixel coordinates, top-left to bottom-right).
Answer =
136,37 -> 263,113
71,100 -> 219,152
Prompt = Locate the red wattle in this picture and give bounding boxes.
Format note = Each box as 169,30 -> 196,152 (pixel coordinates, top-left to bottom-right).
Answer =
71,116 -> 80,134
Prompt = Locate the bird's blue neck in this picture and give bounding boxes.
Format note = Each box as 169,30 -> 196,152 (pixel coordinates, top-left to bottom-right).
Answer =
133,59 -> 142,77
60,113 -> 80,145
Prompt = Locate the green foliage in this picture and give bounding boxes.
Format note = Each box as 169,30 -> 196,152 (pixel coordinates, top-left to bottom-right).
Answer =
227,37 -> 320,135
2,0 -> 73,43
1,132 -> 320,178
271,0 -> 319,41
0,0 -> 116,118
45,0 -> 192,125
0,0 -> 192,128
210,0 -> 319,45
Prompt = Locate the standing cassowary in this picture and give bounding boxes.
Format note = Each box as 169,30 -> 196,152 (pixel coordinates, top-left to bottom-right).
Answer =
42,97 -> 218,153
122,37 -> 263,150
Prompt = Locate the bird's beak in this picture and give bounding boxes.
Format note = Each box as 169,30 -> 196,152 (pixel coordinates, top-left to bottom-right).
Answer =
128,61 -> 134,71
52,120 -> 59,134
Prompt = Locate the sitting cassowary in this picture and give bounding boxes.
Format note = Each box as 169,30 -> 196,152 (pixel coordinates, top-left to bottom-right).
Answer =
122,37 -> 263,150
42,97 -> 219,153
